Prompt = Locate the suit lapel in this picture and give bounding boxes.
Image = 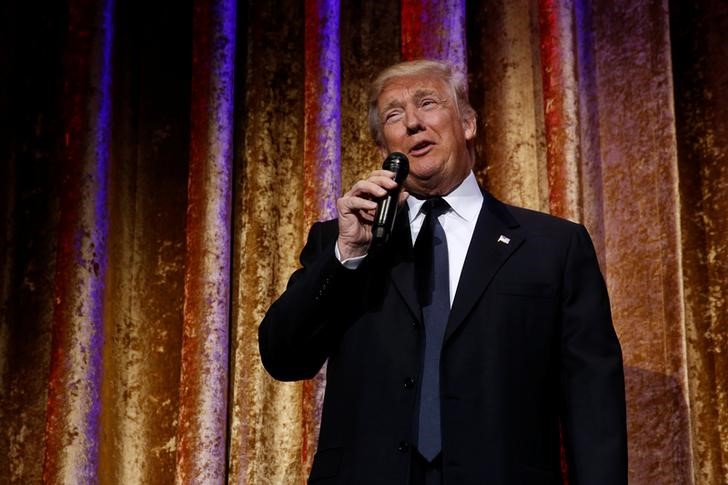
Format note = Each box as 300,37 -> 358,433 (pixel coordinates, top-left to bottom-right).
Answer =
387,207 -> 421,322
445,192 -> 525,342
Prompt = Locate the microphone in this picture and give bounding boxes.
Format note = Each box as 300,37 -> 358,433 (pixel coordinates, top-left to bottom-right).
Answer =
371,152 -> 409,247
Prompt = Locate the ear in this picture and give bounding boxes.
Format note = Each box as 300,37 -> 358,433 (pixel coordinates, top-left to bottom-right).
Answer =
463,114 -> 477,141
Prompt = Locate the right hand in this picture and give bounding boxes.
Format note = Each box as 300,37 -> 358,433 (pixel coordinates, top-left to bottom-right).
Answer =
336,170 -> 409,260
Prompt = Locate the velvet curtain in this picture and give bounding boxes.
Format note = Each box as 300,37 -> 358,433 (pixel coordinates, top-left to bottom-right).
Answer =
1,0 -> 725,483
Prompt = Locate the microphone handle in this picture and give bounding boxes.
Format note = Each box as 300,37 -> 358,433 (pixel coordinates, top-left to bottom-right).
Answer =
371,152 -> 409,248
371,190 -> 401,246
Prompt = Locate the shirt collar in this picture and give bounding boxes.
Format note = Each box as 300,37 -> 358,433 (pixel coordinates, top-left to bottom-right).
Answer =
407,171 -> 483,223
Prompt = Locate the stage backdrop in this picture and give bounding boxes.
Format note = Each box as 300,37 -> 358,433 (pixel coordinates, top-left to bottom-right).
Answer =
1,0 -> 726,483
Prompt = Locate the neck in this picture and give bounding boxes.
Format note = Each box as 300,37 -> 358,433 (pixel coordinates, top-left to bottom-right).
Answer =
409,171 -> 471,199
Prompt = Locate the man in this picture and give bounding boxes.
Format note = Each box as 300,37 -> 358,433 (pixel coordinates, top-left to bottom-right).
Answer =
259,60 -> 627,484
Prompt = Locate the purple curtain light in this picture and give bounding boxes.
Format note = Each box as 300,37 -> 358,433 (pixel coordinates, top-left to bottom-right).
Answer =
42,0 -> 114,482
175,0 -> 236,482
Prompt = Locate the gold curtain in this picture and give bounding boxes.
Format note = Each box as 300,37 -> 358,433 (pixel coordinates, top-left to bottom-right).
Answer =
0,0 -> 726,483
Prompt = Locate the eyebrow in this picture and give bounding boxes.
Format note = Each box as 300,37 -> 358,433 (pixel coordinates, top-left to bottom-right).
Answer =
380,88 -> 443,114
380,98 -> 403,114
411,88 -> 440,101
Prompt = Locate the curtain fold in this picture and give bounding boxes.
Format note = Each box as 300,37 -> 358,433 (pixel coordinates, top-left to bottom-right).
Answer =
99,1 -> 191,482
229,1 -> 306,482
42,0 -> 113,481
1,3 -> 66,483
467,0 -> 550,212
175,0 -> 236,482
537,0 -> 582,222
402,0 -> 467,75
340,0 -> 400,191
1,1 -> 726,483
576,1 -> 691,482
671,1 -> 728,482
300,0 -> 341,474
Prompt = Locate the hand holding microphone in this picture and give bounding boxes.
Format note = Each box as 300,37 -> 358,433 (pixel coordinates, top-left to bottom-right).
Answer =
371,152 -> 409,247
335,152 -> 410,260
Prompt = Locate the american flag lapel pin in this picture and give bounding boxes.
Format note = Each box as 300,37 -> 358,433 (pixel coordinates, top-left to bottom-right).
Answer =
497,235 -> 510,245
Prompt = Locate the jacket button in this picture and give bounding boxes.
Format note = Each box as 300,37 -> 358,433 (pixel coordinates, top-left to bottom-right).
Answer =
397,441 -> 409,453
403,377 -> 415,389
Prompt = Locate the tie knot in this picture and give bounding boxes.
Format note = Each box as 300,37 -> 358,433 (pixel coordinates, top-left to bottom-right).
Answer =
422,197 -> 449,217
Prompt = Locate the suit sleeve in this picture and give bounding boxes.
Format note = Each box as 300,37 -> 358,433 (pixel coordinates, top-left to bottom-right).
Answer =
560,225 -> 628,484
258,221 -> 364,381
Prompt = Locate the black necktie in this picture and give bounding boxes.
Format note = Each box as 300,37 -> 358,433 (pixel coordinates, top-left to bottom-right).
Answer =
414,197 -> 450,462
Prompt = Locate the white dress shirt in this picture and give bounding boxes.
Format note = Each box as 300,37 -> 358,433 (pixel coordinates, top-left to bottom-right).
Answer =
336,171 -> 484,307
406,171 -> 483,306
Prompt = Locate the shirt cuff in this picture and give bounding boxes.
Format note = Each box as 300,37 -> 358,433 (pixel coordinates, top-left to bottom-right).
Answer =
334,242 -> 367,270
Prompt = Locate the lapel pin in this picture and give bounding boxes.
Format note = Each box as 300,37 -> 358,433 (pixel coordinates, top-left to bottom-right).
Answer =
497,235 -> 510,245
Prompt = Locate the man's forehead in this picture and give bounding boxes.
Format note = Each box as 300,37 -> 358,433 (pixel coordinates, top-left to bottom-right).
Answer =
377,75 -> 449,105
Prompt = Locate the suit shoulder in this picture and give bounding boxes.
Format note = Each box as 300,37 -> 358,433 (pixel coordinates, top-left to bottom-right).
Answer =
507,205 -> 579,228
484,190 -> 576,229
500,203 -> 587,243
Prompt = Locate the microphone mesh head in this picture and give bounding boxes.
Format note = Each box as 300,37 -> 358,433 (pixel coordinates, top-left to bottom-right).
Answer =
382,152 -> 409,183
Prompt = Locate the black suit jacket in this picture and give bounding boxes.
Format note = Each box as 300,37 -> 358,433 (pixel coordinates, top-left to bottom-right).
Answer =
259,191 -> 627,484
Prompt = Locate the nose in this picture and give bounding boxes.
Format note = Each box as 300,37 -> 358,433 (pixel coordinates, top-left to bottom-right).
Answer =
404,106 -> 424,135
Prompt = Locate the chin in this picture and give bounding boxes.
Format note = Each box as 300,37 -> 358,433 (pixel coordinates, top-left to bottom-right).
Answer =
408,178 -> 444,197
410,163 -> 442,181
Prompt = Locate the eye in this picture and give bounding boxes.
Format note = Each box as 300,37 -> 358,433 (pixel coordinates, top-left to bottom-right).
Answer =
420,98 -> 439,109
383,110 -> 403,124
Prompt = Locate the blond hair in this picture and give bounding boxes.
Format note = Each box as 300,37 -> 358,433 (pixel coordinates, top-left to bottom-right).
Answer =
367,59 -> 476,147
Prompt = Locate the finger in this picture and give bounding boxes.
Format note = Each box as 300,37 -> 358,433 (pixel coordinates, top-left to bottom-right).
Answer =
366,174 -> 399,190
367,169 -> 401,185
338,195 -> 378,213
357,209 -> 376,222
344,180 -> 389,199
368,169 -> 397,179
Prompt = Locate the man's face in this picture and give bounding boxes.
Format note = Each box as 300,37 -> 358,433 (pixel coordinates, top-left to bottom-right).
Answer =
376,74 -> 476,197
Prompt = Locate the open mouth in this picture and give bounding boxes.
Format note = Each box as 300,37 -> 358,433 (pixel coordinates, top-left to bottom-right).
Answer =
409,140 -> 434,156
